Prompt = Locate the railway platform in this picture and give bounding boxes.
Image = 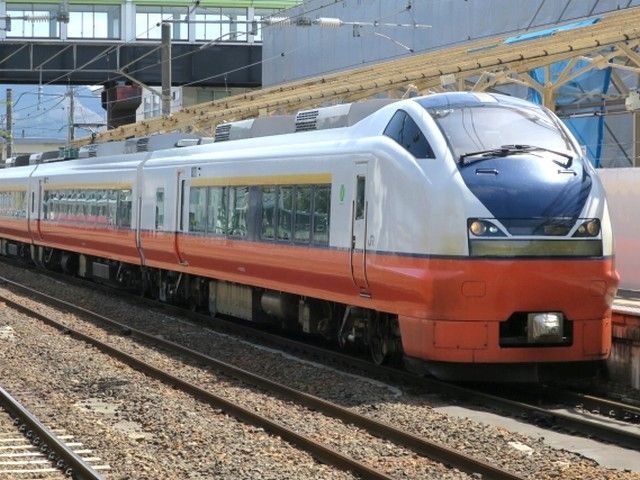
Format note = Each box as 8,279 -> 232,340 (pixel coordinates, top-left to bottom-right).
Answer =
611,291 -> 640,389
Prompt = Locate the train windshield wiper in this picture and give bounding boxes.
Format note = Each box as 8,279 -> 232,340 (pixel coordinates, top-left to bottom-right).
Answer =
500,144 -> 574,168
459,144 -> 574,168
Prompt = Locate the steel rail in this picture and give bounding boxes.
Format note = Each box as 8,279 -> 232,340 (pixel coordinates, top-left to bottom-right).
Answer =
425,381 -> 640,451
0,275 -> 523,480
0,386 -> 103,480
528,385 -> 640,424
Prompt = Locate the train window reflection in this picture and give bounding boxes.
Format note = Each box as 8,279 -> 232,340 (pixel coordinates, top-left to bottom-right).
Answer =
228,186 -> 248,237
208,187 -> 227,235
355,176 -> 365,220
278,187 -> 293,241
0,191 -> 27,218
189,187 -> 207,233
383,110 -> 435,158
425,104 -> 576,160
313,186 -> 330,245
261,186 -> 277,240
155,188 -> 165,229
294,187 -> 311,243
116,190 -> 132,228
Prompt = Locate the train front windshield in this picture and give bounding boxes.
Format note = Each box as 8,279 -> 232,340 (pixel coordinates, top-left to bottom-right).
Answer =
427,104 -> 577,162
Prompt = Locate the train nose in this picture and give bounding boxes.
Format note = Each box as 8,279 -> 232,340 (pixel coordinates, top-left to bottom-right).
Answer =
459,155 -> 592,219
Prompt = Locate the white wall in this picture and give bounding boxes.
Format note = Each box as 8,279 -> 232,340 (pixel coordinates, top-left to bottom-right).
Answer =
599,168 -> 640,291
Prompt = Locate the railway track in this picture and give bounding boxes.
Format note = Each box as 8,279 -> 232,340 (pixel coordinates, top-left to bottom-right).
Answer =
0,385 -> 107,479
3,263 -> 640,455
511,384 -> 640,424
0,274 -> 524,480
65,270 -> 640,451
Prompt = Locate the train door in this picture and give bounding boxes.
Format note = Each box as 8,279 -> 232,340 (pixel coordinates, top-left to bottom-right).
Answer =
26,178 -> 44,243
35,179 -> 44,241
174,169 -> 189,266
350,162 -> 370,294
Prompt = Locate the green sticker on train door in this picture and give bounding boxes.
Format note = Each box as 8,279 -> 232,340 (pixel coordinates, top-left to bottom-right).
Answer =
339,184 -> 345,204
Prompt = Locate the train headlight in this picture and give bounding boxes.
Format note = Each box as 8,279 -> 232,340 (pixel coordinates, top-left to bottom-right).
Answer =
527,312 -> 563,343
573,219 -> 600,237
467,219 -> 506,237
469,220 -> 486,236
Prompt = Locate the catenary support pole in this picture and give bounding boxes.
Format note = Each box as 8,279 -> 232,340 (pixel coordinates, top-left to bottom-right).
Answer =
161,22 -> 172,117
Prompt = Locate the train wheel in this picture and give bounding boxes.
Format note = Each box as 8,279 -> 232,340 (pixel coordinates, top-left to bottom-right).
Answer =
369,314 -> 393,366
370,333 -> 390,365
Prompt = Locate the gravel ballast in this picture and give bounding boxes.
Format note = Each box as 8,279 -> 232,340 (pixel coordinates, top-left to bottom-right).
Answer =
0,300 -> 358,479
0,263 -> 638,480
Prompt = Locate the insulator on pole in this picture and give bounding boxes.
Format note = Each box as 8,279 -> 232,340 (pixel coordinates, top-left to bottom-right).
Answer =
314,17 -> 343,28
263,16 -> 291,26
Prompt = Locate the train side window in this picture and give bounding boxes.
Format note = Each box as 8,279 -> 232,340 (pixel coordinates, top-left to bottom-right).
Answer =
76,191 -> 85,223
46,192 -> 54,220
208,186 -> 227,235
312,185 -> 330,245
228,186 -> 248,238
116,189 -> 132,228
87,191 -> 97,222
355,176 -> 365,220
383,110 -> 405,143
95,190 -> 105,225
52,191 -> 60,221
42,191 -> 48,220
155,188 -> 165,229
294,186 -> 311,243
383,109 -> 435,158
68,191 -> 77,222
107,190 -> 117,227
402,114 -> 434,158
261,186 -> 277,240
277,186 -> 293,241
59,191 -> 68,220
189,186 -> 207,233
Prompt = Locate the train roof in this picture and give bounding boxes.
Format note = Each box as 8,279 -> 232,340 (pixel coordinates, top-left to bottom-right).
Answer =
414,92 -> 541,110
1,92 -> 550,176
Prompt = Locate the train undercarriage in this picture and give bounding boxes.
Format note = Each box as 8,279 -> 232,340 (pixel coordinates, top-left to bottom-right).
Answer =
0,239 -> 403,366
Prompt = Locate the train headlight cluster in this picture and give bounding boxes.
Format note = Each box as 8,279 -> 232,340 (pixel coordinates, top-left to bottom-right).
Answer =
573,219 -> 600,237
467,219 -> 505,237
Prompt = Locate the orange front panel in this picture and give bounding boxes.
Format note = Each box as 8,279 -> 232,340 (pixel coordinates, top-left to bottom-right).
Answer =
433,321 -> 489,349
399,316 -> 612,363
583,317 -> 612,356
369,255 -> 618,321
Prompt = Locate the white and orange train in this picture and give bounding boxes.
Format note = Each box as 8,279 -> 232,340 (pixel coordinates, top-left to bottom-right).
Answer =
0,92 -> 619,381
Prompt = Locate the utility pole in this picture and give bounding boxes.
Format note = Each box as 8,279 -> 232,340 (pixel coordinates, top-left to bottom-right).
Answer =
161,22 -> 171,117
67,85 -> 74,144
5,88 -> 12,158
